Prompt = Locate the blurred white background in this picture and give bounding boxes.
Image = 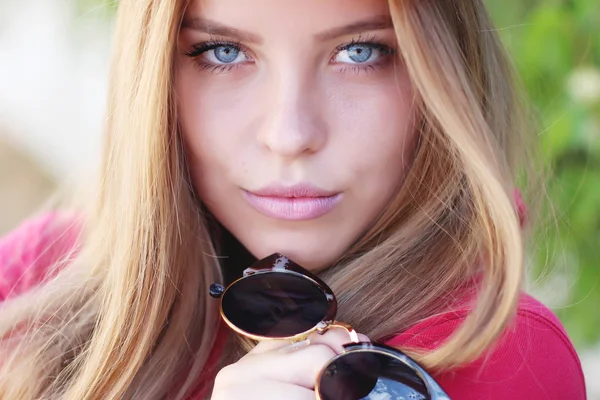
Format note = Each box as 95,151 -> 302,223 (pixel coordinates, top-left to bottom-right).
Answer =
0,0 -> 110,232
0,0 -> 598,396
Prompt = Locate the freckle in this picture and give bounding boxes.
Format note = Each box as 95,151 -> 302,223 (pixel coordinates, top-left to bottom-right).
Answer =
325,89 -> 357,117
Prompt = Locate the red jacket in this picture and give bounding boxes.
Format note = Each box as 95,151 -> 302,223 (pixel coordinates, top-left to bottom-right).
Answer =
0,213 -> 587,399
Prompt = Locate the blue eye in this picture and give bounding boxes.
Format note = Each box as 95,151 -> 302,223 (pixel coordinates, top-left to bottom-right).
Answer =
185,41 -> 251,71
333,41 -> 395,66
212,45 -> 242,64
345,44 -> 373,63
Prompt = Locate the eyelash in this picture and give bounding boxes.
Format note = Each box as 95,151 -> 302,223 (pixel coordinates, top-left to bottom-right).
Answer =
184,39 -> 248,73
332,34 -> 397,74
184,34 -> 397,75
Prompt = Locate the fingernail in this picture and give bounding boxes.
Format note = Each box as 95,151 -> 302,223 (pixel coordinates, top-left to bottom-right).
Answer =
357,333 -> 371,343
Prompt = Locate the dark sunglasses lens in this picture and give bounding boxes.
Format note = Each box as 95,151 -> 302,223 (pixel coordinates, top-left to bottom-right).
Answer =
319,352 -> 430,400
221,272 -> 330,338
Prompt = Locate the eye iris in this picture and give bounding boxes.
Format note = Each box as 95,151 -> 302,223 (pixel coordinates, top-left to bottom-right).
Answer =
214,46 -> 239,63
347,44 -> 373,63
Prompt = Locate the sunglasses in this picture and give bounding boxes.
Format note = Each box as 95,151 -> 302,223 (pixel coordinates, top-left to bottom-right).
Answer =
210,253 -> 450,400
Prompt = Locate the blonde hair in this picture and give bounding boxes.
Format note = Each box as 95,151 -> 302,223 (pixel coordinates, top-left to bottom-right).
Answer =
0,0 -> 533,398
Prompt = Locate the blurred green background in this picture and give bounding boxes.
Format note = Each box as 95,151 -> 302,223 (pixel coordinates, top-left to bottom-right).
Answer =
486,0 -> 600,349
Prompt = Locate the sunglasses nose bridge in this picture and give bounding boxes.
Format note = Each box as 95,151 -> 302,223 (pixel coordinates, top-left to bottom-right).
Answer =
317,321 -> 360,344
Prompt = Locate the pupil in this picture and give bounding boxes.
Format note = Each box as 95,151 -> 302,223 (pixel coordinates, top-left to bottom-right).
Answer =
348,45 -> 372,63
215,46 -> 239,63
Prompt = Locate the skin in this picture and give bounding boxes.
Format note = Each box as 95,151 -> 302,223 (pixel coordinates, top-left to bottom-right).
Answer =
213,329 -> 371,400
175,0 -> 416,397
176,0 -> 417,272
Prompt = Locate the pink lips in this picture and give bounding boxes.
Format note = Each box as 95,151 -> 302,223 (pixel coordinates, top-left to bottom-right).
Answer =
242,184 -> 342,221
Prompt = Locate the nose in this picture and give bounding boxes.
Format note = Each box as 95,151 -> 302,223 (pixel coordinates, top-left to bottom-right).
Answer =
257,69 -> 327,159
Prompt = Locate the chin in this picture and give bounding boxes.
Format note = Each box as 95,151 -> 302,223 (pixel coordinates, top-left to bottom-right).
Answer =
243,235 -> 345,272
251,247 -> 329,272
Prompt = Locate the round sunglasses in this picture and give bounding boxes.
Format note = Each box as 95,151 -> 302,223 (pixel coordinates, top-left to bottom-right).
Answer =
210,253 -> 450,400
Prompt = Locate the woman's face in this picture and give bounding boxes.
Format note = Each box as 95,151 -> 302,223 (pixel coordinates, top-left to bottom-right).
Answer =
176,0 -> 417,270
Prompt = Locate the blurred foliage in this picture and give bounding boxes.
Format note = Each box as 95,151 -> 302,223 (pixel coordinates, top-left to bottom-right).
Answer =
79,0 -> 600,347
74,0 -> 116,18
486,0 -> 600,348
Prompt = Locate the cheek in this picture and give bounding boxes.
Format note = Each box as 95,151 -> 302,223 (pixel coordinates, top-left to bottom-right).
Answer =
175,63 -> 249,177
328,75 -> 417,184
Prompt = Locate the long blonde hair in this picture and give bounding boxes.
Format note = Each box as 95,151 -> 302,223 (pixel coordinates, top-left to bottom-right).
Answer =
0,0 -> 533,398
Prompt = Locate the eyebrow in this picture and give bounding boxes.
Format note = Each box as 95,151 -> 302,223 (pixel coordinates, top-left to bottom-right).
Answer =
180,15 -> 394,44
181,17 -> 263,44
315,16 -> 394,41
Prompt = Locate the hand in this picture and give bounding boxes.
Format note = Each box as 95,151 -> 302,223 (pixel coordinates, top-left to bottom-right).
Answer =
211,329 -> 370,400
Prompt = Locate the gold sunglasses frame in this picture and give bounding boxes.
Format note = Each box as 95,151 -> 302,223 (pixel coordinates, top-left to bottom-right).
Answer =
211,253 -> 359,343
210,253 -> 450,399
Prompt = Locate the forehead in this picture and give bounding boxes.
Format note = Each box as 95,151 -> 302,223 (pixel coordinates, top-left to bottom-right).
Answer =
185,0 -> 392,34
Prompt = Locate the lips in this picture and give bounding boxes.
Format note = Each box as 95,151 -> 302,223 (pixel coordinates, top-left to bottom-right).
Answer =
250,184 -> 338,198
242,184 -> 342,221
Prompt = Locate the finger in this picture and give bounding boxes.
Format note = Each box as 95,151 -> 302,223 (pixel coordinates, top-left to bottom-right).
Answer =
213,380 -> 314,400
358,333 -> 371,342
248,329 -> 371,356
248,338 -> 300,355
219,343 -> 337,389
305,329 -> 370,354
